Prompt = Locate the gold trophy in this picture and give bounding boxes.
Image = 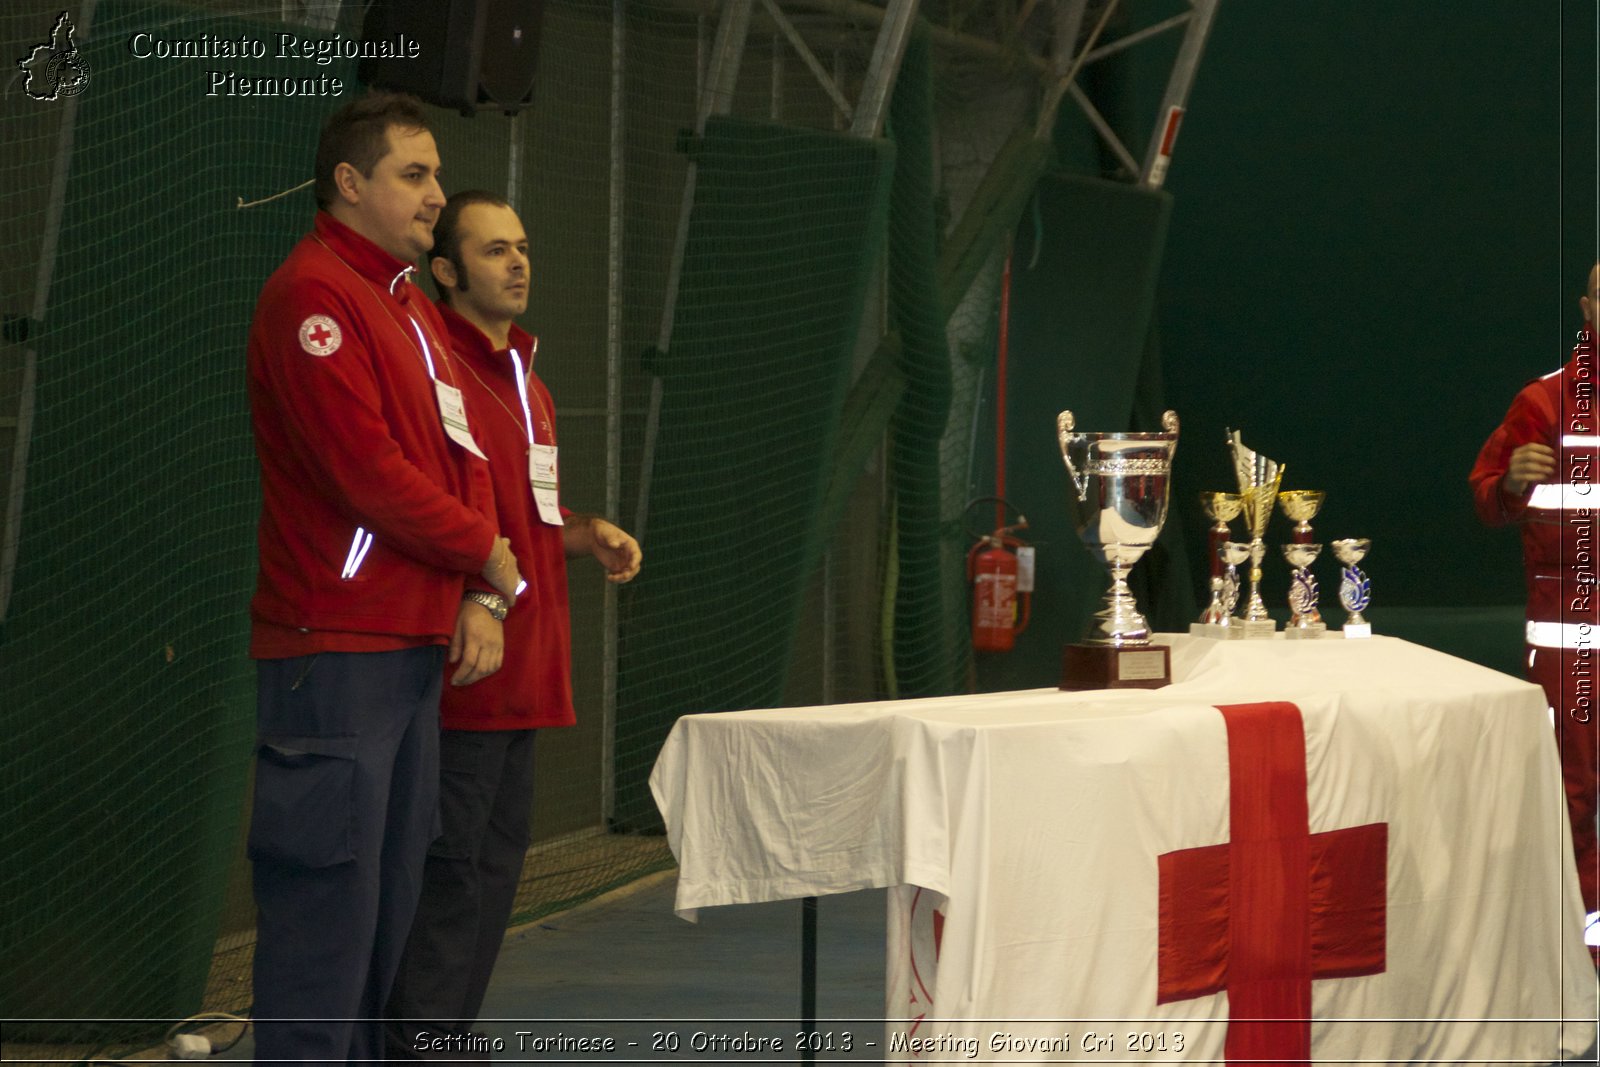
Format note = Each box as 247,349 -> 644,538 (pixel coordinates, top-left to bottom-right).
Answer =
1191,492 -> 1243,638
1277,490 -> 1327,638
1228,429 -> 1282,638
1278,489 -> 1325,544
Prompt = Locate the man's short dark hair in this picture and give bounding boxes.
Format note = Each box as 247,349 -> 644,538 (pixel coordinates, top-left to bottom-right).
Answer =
429,189 -> 512,302
314,90 -> 431,210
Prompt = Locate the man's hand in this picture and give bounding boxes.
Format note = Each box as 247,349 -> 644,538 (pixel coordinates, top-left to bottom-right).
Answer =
1502,442 -> 1557,497
588,518 -> 641,583
481,535 -> 524,601
449,599 -> 504,686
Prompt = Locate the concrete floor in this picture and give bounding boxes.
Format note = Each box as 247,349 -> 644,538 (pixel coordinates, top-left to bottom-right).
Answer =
159,872 -> 1599,1064
475,873 -> 888,1062
217,872 -> 890,1063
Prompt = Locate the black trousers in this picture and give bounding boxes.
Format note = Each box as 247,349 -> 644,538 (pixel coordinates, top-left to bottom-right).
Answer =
385,728 -> 538,1059
250,646 -> 445,1065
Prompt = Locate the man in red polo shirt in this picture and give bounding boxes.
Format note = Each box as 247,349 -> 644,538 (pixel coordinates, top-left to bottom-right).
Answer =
1471,262 -> 1600,961
247,94 -> 524,1063
385,190 -> 641,1054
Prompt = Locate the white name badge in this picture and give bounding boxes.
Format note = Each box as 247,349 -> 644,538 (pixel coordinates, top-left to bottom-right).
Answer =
529,443 -> 563,525
434,380 -> 487,460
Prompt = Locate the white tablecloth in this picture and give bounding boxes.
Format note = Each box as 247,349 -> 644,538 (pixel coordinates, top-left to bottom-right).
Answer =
650,636 -> 1597,1063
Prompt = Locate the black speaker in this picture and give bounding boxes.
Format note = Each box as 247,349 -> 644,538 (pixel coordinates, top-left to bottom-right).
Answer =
478,2 -> 544,112
359,0 -> 544,117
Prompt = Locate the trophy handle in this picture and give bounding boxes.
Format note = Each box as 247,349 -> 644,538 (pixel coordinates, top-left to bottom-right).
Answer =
1056,411 -> 1090,502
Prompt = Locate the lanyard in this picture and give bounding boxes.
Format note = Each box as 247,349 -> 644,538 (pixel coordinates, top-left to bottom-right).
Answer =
460,340 -> 555,448
507,340 -> 554,445
390,266 -> 454,384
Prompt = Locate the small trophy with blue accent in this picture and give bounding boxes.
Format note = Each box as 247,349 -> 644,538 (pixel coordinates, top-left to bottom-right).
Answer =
1281,542 -> 1326,637
1332,538 -> 1373,638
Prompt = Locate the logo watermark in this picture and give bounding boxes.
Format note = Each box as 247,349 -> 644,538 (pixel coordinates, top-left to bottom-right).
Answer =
16,12 -> 90,102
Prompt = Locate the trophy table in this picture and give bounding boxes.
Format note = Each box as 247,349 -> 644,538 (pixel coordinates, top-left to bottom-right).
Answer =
1057,409 -> 1180,690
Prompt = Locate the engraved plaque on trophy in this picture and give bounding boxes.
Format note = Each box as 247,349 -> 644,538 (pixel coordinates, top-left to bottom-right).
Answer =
1057,409 -> 1180,690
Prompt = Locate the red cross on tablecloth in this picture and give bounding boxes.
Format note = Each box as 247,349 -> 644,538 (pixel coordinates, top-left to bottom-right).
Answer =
902,888 -> 946,1048
1158,701 -> 1388,1065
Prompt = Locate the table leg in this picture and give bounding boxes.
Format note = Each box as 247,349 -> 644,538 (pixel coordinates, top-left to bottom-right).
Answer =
801,895 -> 817,1065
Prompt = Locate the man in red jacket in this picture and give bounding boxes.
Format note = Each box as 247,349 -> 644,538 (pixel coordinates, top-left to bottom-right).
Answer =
384,190 -> 640,1056
246,94 -> 524,1063
1471,262 -> 1600,960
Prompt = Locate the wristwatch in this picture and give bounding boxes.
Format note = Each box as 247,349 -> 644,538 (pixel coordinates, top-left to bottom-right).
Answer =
463,589 -> 510,621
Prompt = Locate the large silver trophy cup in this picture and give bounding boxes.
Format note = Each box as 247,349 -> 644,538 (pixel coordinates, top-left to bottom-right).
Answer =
1057,409 -> 1180,690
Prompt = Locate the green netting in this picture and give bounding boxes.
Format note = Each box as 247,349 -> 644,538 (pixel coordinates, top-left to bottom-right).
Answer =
0,0 -> 326,1038
612,117 -> 895,828
885,25 -> 962,699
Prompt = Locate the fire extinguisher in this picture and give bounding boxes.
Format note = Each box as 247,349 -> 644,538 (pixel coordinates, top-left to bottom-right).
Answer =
966,501 -> 1033,653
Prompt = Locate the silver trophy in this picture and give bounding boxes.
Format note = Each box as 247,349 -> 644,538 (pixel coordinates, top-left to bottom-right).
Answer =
1193,539 -> 1250,639
1057,409 -> 1180,689
1281,542 -> 1326,637
1332,538 -> 1373,638
1227,429 -> 1284,638
1220,542 -> 1249,617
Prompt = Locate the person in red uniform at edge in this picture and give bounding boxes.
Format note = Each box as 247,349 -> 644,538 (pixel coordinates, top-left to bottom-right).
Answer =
1471,262 -> 1600,962
246,94 -> 525,1064
384,190 -> 642,1057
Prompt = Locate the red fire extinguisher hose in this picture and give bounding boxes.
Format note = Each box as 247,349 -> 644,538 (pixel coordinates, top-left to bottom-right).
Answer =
995,245 -> 1012,533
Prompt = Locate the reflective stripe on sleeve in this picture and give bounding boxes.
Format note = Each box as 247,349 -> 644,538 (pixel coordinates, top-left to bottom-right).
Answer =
1526,620 -> 1598,649
1527,483 -> 1600,510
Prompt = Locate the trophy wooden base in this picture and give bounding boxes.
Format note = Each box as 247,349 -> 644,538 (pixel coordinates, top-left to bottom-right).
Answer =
1060,643 -> 1171,691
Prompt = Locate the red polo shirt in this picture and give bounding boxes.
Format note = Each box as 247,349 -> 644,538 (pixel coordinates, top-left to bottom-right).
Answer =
437,303 -> 575,730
